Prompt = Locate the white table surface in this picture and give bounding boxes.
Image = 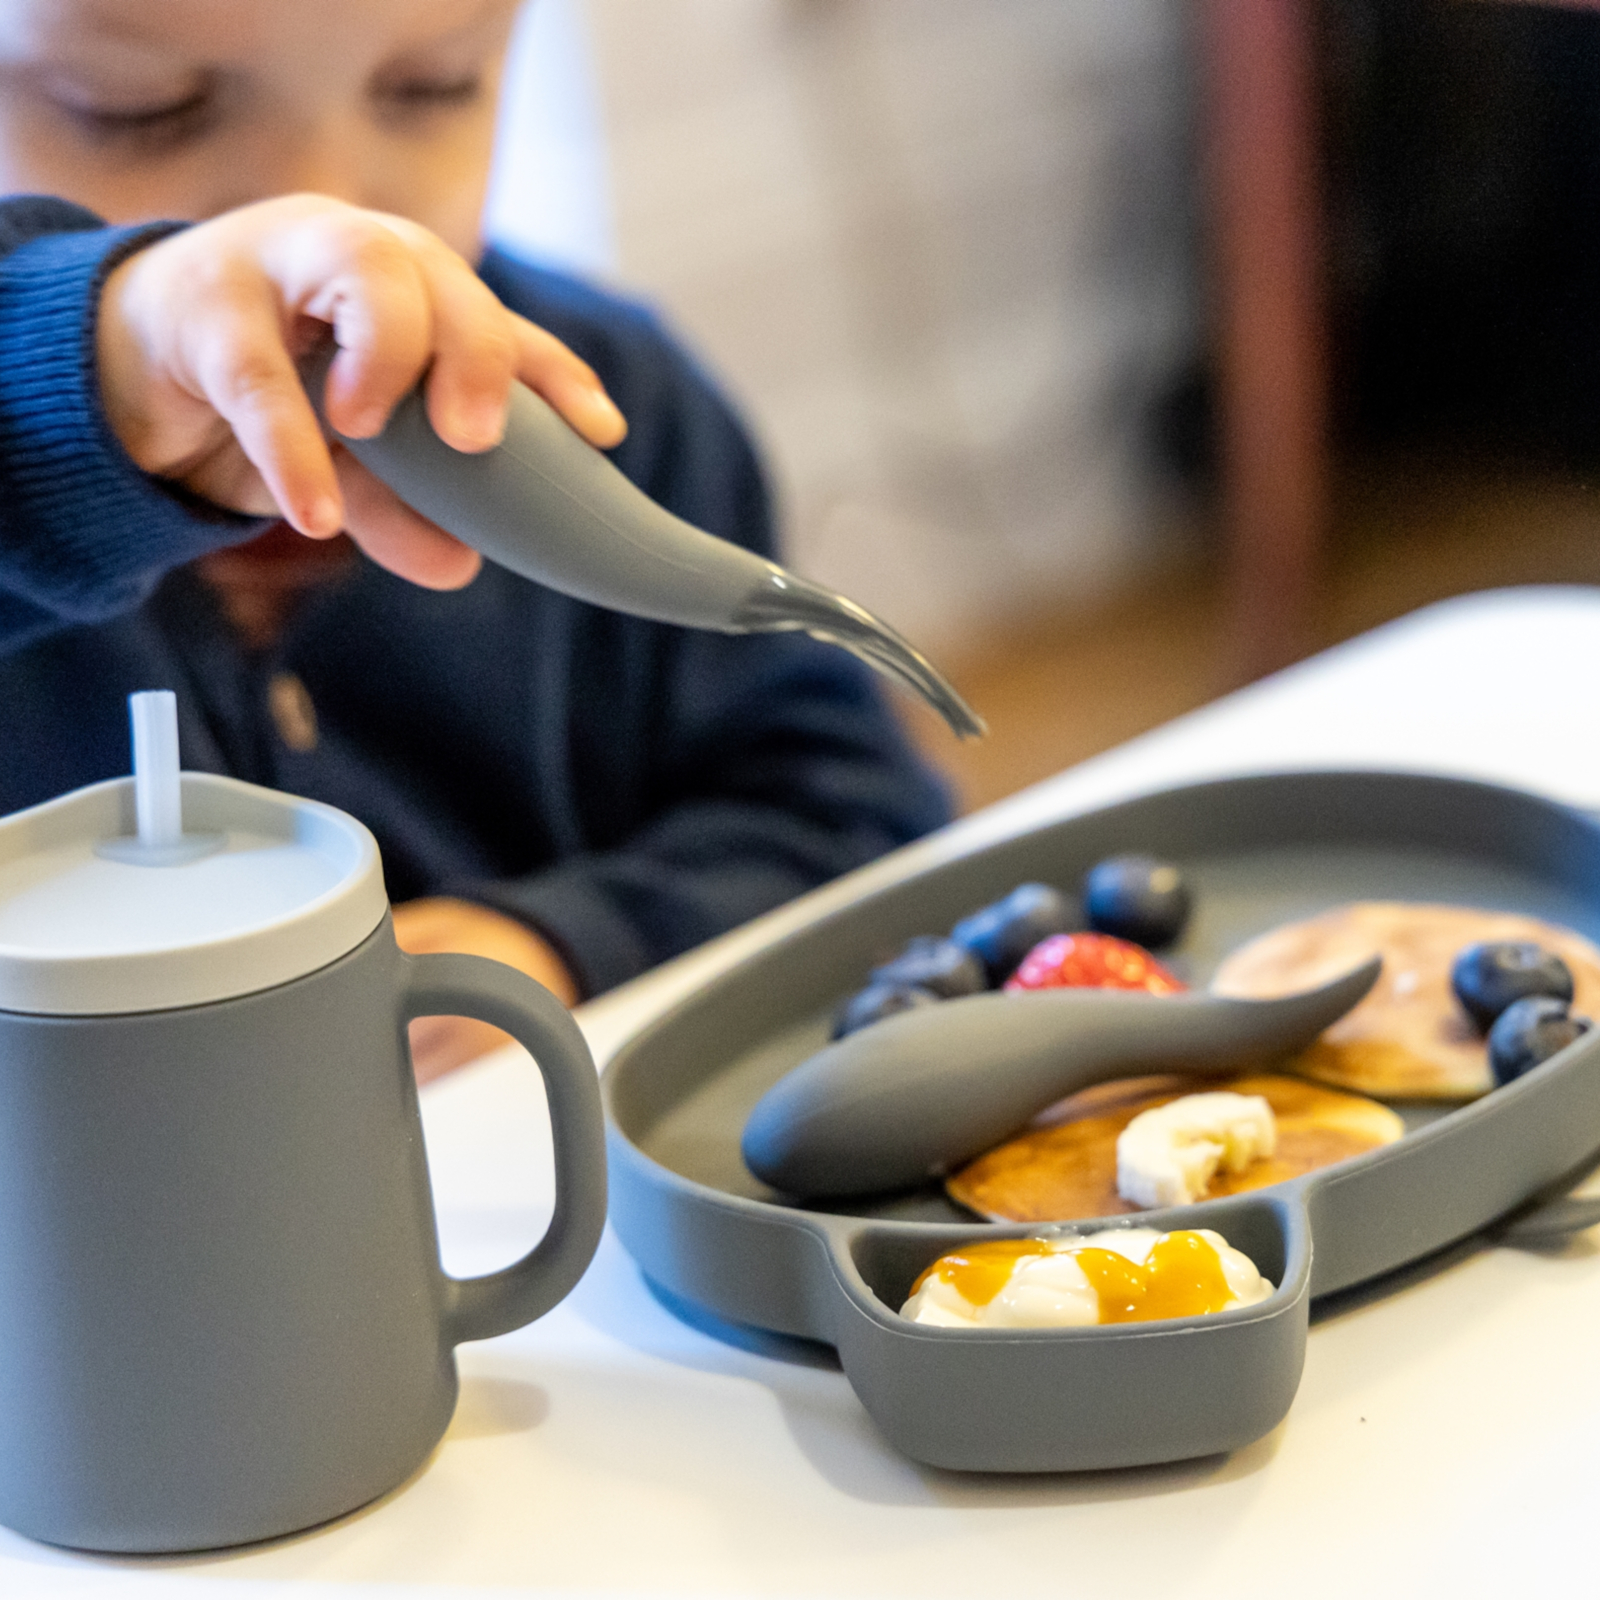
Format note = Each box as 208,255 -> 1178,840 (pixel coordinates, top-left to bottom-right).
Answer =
9,585 -> 1600,1599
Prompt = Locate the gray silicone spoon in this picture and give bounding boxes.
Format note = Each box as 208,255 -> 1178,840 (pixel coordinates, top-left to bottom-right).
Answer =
303,351 -> 984,740
741,957 -> 1382,1198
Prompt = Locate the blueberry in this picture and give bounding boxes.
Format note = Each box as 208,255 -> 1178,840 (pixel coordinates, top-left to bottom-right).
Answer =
1083,854 -> 1192,949
870,936 -> 988,998
950,883 -> 1077,983
1487,996 -> 1593,1086
830,982 -> 942,1039
1451,941 -> 1574,1032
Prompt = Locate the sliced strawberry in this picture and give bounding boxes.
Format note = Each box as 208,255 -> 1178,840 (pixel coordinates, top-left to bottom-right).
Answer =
1003,932 -> 1186,995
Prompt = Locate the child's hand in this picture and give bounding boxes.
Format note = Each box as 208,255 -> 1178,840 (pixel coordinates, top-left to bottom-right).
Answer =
96,195 -> 627,589
391,897 -> 581,1084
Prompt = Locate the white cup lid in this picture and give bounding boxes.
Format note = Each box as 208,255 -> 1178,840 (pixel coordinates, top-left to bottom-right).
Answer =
0,772 -> 388,1016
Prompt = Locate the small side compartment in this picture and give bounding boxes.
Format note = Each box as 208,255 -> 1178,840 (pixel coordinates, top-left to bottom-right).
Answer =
822,1196 -> 1311,1473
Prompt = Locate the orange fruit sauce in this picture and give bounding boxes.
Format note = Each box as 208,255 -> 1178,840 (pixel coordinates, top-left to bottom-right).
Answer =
910,1230 -> 1235,1323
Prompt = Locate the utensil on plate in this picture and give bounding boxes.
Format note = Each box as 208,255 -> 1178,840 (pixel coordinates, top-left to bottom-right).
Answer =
742,957 -> 1381,1198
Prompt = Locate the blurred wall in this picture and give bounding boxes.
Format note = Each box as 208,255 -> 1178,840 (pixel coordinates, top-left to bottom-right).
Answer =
491,0 -> 1198,653
486,0 -> 617,275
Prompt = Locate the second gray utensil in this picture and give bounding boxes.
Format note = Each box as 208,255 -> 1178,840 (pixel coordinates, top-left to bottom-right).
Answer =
742,958 -> 1381,1198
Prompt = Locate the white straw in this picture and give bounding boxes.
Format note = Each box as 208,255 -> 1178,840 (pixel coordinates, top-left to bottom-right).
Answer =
129,690 -> 183,850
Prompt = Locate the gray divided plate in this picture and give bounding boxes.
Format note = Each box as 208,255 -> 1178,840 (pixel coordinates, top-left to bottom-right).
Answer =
602,772 -> 1600,1473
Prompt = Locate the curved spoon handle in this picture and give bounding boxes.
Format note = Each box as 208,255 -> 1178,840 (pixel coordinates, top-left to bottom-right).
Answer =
742,958 -> 1381,1199
298,348 -> 983,739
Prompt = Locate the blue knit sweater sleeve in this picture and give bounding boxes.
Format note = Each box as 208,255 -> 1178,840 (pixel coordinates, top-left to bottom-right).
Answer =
0,198 -> 261,655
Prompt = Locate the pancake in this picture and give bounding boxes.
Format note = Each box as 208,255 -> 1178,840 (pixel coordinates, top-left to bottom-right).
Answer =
1211,902 -> 1600,1099
945,1072 -> 1403,1224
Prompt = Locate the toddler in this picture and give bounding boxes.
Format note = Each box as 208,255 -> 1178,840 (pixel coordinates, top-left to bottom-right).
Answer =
0,0 -> 949,1076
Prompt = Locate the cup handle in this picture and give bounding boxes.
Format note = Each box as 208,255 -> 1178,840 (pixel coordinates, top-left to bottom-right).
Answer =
400,950 -> 608,1345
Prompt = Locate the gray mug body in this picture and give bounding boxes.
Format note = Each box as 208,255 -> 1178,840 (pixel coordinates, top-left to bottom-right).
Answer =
0,917 -> 606,1553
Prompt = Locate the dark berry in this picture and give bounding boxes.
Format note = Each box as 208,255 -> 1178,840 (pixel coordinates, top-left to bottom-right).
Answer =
1083,854 -> 1192,950
950,883 -> 1077,983
1451,941 -> 1574,1032
870,936 -> 988,998
1487,996 -> 1593,1086
830,982 -> 942,1039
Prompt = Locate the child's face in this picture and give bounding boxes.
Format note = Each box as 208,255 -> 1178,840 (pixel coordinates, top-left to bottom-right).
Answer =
0,0 -> 522,259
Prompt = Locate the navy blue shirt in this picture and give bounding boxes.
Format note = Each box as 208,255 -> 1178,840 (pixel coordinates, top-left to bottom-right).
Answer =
0,199 -> 951,997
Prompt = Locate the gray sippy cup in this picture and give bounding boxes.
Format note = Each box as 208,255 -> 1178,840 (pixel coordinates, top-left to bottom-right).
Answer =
0,692 -> 607,1554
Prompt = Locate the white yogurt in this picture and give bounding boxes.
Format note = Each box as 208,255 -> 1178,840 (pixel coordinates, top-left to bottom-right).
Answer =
901,1227 -> 1274,1329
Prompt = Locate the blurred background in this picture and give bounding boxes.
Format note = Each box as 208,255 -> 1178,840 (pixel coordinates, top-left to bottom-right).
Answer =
487,0 -> 1600,812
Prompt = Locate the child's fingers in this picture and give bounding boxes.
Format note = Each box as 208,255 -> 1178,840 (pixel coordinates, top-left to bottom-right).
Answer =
273,206 -> 625,457
375,217 -> 622,455
402,243 -> 520,453
105,196 -> 626,563
185,287 -> 344,537
512,319 -> 628,449
162,437 -> 284,521
273,216 -> 434,444
332,448 -> 482,589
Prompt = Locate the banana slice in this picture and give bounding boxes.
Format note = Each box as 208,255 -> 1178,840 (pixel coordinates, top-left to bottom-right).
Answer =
1116,1091 -> 1277,1209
